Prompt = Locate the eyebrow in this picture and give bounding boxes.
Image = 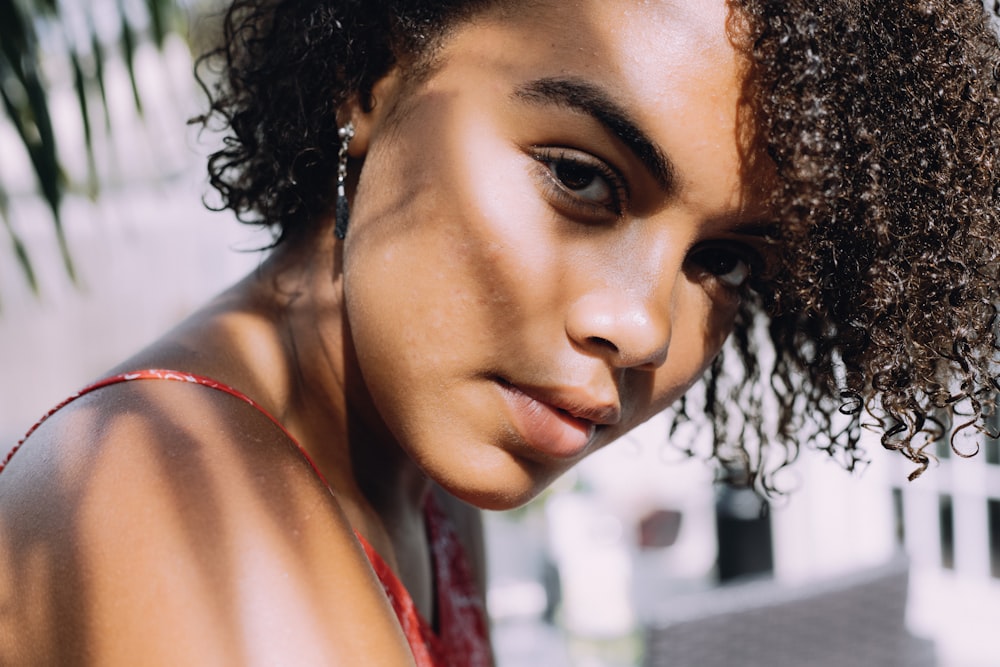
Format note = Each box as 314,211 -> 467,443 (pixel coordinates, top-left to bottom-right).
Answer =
513,76 -> 674,191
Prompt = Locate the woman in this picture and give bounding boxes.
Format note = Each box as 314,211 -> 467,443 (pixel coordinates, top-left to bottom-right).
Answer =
1,0 -> 998,664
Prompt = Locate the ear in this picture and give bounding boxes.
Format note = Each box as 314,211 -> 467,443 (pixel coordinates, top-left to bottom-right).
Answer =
338,68 -> 404,159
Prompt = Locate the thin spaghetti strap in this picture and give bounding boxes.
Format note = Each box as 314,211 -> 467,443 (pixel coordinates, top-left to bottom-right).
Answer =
1,369 -> 329,486
5,369 -> 492,664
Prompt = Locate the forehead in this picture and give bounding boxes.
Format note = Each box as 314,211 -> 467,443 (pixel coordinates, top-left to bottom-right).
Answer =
426,0 -> 758,210
460,0 -> 742,89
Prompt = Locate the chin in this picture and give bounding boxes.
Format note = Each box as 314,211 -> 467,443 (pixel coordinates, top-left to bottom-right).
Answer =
435,462 -> 561,511
464,489 -> 544,512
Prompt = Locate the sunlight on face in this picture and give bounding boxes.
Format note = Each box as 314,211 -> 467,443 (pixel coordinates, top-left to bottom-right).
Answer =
342,0 -> 770,509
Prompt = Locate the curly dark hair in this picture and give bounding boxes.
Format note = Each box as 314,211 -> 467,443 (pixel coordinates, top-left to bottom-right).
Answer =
195,0 -> 1000,493
194,0 -> 494,244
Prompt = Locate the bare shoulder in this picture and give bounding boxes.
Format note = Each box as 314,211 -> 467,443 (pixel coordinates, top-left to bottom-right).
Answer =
0,379 -> 414,666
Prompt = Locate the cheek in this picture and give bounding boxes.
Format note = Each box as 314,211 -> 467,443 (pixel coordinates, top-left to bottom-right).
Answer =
627,286 -> 739,425
341,157 -> 533,400
676,285 -> 739,372
344,113 -> 565,362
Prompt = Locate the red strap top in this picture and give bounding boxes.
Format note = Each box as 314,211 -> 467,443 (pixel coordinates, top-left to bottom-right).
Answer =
4,369 -> 492,667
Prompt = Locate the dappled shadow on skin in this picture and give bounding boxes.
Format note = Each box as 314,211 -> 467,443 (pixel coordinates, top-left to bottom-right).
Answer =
0,386 -> 245,664
0,402 -> 102,666
0,376 -> 341,664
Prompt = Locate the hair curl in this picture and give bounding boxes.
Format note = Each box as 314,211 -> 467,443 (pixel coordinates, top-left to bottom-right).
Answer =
195,0 -> 1000,493
193,0 -> 492,245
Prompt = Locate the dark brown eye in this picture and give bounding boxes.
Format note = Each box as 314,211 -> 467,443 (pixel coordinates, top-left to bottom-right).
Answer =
547,159 -> 613,204
690,244 -> 756,288
554,162 -> 599,190
531,147 -> 627,219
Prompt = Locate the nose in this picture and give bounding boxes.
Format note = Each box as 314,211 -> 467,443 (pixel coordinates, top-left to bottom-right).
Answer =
565,290 -> 671,370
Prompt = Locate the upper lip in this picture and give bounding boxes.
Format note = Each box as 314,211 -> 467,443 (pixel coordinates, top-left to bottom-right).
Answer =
500,378 -> 621,426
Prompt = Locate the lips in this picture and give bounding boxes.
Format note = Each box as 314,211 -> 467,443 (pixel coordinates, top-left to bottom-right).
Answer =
496,379 -> 614,460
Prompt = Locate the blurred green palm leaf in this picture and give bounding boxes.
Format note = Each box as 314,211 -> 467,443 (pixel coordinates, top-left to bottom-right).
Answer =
0,0 -> 188,296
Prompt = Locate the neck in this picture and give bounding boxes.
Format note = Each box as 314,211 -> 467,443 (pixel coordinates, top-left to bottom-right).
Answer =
248,235 -> 431,526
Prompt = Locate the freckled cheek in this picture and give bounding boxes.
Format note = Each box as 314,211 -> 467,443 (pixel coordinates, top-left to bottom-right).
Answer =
428,153 -> 563,323
352,102 -> 569,363
351,222 -> 550,378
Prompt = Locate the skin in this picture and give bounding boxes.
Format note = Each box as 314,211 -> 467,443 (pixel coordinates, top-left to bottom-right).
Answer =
0,0 -> 771,664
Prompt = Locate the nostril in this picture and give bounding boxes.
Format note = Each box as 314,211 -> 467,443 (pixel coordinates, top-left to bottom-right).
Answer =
587,336 -> 619,354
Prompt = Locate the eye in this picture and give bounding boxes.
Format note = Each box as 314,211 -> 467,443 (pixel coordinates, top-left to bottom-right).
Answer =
547,159 -> 612,203
532,147 -> 627,218
689,243 -> 758,289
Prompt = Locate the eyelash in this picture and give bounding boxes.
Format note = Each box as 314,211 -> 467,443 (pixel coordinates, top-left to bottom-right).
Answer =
531,147 -> 628,220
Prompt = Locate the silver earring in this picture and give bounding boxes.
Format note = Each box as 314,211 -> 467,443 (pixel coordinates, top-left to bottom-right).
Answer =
334,122 -> 356,239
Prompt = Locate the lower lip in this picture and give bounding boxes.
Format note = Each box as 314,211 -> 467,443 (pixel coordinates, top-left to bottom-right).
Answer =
498,382 -> 595,460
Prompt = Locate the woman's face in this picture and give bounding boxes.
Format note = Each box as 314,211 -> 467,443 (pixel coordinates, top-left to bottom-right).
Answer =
342,0 -> 770,508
